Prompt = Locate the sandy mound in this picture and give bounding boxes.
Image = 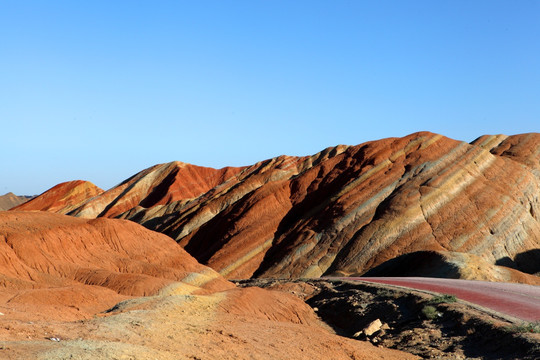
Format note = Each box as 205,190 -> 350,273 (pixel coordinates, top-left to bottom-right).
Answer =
0,212 -> 417,359
1,283 -> 418,360
0,211 -> 232,322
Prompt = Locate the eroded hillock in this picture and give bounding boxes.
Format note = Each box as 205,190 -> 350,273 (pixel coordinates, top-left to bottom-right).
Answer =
0,211 -> 232,321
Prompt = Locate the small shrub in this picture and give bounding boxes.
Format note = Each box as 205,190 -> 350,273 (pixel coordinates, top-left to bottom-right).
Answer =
376,289 -> 393,297
506,322 -> 540,334
421,305 -> 439,320
428,294 -> 457,304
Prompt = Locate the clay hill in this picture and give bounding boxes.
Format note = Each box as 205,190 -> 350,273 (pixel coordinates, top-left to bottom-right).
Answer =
0,211 -> 415,359
0,193 -> 33,211
13,132 -> 540,284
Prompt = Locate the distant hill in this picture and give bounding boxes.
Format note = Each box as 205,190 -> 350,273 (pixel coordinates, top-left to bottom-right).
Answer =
14,132 -> 540,284
11,180 -> 103,213
0,192 -> 34,210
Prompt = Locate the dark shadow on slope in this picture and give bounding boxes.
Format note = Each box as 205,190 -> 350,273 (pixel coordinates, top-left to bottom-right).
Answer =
362,251 -> 461,278
139,167 -> 179,208
513,249 -> 540,275
495,256 -> 518,270
495,250 -> 540,275
182,188 -> 261,264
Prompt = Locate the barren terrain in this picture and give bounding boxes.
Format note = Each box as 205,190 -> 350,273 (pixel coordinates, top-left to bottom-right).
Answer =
237,278 -> 540,360
0,211 -> 417,359
13,132 -> 540,284
2,131 -> 539,359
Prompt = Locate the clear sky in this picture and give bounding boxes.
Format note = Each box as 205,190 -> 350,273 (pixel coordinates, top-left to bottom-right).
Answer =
1,1 -> 539,195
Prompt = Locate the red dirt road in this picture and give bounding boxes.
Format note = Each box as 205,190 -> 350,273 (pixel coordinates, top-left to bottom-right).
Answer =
348,277 -> 540,322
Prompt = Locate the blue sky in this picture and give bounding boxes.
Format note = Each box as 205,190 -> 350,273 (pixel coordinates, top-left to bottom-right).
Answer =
1,1 -> 539,195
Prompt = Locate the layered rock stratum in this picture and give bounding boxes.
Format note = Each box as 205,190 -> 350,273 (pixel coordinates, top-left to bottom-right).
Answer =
13,132 -> 540,283
67,162 -> 245,219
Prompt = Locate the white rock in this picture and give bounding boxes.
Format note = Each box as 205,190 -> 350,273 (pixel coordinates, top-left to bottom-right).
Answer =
363,319 -> 383,336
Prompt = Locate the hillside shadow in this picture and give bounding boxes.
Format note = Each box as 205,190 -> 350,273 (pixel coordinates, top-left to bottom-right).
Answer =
514,249 -> 540,274
494,256 -> 517,269
496,249 -> 540,275
362,251 -> 461,278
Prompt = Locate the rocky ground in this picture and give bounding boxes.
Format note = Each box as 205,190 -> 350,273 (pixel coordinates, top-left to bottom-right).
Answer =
235,278 -> 540,360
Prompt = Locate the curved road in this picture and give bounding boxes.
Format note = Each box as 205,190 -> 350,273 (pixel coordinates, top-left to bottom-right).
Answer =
346,277 -> 540,322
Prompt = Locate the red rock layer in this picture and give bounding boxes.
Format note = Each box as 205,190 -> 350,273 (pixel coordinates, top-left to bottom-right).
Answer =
0,211 -> 232,321
122,132 -> 540,281
11,180 -> 103,214
68,161 -> 246,218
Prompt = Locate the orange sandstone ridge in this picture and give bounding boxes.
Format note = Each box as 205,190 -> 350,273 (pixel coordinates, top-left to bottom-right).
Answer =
14,132 -> 540,283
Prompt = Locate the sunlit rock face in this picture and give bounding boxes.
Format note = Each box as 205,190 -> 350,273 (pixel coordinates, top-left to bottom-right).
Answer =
67,161 -> 247,219
130,132 -> 540,281
15,132 -> 540,282
11,180 -> 103,214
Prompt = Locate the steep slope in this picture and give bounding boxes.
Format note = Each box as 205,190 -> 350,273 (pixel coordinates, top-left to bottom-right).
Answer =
318,133 -> 540,279
11,180 -> 103,214
68,161 -> 246,218
0,193 -> 33,210
121,132 -> 540,280
118,152 -> 339,277
13,132 -> 540,283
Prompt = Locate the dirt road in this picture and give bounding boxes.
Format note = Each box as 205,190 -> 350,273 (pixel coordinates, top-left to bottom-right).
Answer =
349,277 -> 540,322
